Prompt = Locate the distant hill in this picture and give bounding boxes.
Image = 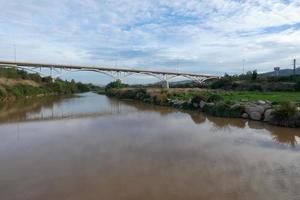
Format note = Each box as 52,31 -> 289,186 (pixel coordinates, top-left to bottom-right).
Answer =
262,67 -> 300,76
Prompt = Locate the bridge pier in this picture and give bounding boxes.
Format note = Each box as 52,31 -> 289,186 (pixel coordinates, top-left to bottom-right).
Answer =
162,80 -> 169,89
50,77 -> 55,83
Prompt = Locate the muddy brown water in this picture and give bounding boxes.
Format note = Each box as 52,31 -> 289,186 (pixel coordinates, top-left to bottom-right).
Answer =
0,93 -> 300,200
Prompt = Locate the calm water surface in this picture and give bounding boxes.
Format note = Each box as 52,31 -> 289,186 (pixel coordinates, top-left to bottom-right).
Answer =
0,93 -> 300,200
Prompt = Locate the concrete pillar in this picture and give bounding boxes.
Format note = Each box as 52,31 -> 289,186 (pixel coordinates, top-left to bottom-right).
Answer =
162,80 -> 169,89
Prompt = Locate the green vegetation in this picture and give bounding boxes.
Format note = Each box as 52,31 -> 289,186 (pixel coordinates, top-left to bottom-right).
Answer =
273,102 -> 297,121
199,99 -> 243,118
104,69 -> 300,127
105,80 -> 127,92
271,102 -> 299,127
207,94 -> 224,103
0,67 -> 102,101
209,72 -> 300,92
191,95 -> 207,105
220,91 -> 300,103
106,86 -> 300,127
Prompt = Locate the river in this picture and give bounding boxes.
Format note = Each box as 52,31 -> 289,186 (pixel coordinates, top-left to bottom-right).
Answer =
0,92 -> 300,200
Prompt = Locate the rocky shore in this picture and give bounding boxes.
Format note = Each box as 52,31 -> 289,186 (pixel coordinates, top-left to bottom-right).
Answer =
107,88 -> 300,128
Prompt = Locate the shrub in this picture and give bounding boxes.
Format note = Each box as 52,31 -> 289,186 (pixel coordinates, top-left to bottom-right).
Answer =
28,73 -> 42,83
230,104 -> 245,118
207,94 -> 224,103
210,78 -> 232,89
252,70 -> 258,80
272,102 -> 297,123
214,102 -> 231,117
153,94 -> 168,105
191,95 -> 207,105
76,82 -> 90,92
135,89 -> 148,100
42,76 -> 53,83
105,80 -> 127,92
121,89 -> 138,99
202,103 -> 215,115
248,84 -> 262,91
0,87 -> 7,98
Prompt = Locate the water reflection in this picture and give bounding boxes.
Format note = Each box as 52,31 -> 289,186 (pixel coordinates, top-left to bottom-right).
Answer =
1,93 -> 300,200
0,93 -> 136,123
1,93 -> 300,147
122,100 -> 300,147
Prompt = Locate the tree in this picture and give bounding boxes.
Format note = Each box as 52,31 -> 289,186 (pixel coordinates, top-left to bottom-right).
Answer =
252,70 -> 258,81
105,80 -> 127,91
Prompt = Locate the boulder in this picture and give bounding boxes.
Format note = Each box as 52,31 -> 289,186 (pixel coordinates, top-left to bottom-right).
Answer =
249,111 -> 262,121
257,100 -> 266,105
206,102 -> 215,107
264,109 -> 274,122
192,103 -> 198,108
172,100 -> 186,108
245,103 -> 267,121
199,101 -> 206,109
230,103 -> 241,110
242,113 -> 249,119
265,100 -> 272,105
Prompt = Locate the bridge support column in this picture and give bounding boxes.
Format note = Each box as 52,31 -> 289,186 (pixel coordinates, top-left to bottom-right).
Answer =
50,77 -> 55,83
162,80 -> 169,89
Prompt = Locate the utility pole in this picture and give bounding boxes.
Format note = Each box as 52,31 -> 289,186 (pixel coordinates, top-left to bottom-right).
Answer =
242,59 -> 245,74
293,59 -> 296,75
14,44 -> 17,63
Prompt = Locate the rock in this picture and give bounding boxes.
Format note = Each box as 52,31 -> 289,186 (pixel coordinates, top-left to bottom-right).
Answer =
192,103 -> 198,108
245,103 -> 265,121
265,100 -> 272,105
172,100 -> 186,108
297,107 -> 300,112
249,111 -> 262,121
199,101 -> 206,109
206,102 -> 215,107
230,103 -> 241,110
264,109 -> 274,122
245,103 -> 265,115
257,100 -> 266,105
242,113 -> 249,119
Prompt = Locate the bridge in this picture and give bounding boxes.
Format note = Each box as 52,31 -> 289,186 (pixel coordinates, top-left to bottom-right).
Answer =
0,61 -> 218,88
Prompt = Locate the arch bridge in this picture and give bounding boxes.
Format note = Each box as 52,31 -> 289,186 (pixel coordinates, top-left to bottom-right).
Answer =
0,61 -> 218,88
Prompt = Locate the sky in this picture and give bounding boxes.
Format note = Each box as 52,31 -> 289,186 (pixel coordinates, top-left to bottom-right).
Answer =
0,0 -> 300,84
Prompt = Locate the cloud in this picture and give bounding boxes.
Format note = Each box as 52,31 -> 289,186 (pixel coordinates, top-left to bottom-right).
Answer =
0,0 -> 300,83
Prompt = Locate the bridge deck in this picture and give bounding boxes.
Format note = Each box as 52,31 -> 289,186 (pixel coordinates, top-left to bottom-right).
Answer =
0,61 -> 217,78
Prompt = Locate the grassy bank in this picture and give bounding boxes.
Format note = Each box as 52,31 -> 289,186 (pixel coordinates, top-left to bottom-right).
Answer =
107,88 -> 300,104
221,91 -> 300,103
0,67 -> 102,101
106,87 -> 300,128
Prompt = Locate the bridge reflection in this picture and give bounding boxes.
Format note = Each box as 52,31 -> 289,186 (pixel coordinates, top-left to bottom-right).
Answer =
0,93 -> 299,147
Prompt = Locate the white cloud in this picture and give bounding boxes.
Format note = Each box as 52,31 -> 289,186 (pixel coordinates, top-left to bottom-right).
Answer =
0,0 -> 300,83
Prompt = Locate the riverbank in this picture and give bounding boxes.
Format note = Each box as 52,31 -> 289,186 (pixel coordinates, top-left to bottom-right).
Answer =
0,68 -> 102,103
106,88 -> 300,128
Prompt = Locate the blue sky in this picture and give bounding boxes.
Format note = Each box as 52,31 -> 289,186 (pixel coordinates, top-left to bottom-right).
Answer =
0,0 -> 300,84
